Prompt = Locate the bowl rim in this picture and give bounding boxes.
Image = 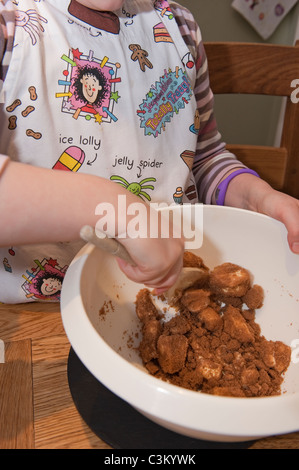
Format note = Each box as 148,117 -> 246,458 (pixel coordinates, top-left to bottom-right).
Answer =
61,205 -> 299,439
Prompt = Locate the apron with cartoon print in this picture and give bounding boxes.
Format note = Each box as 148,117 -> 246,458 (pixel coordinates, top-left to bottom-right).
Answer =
0,0 -> 198,303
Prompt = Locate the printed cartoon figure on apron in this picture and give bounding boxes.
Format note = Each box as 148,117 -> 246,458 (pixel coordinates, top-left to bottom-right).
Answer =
110,175 -> 156,201
21,257 -> 68,302
129,44 -> 153,72
15,6 -> 48,45
55,49 -> 122,125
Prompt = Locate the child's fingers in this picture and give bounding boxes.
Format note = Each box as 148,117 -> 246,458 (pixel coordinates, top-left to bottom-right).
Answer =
272,196 -> 299,254
259,190 -> 299,255
116,250 -> 183,291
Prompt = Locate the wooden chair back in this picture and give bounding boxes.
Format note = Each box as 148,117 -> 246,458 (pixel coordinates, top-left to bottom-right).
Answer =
204,41 -> 299,198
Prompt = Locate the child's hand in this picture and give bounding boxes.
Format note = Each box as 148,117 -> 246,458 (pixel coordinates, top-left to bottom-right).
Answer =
225,173 -> 299,254
115,235 -> 184,294
256,189 -> 299,254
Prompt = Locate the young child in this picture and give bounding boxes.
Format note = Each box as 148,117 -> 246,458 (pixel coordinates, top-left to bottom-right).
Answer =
0,0 -> 298,303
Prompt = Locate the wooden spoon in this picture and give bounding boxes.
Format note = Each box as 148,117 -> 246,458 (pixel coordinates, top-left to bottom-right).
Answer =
80,225 -> 136,265
163,266 -> 209,304
80,225 -> 207,304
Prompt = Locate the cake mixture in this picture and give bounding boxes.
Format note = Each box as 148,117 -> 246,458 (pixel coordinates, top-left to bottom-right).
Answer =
135,252 -> 291,397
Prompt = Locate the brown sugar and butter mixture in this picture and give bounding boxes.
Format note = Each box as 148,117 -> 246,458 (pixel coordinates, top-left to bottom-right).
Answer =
135,252 -> 291,398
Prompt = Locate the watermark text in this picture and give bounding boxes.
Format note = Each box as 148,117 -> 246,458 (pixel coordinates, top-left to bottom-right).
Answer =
291,339 -> 299,364
0,339 -> 5,364
290,79 -> 299,103
95,196 -> 203,249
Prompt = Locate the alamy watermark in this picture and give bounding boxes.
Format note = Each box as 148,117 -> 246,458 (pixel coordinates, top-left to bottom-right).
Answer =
0,339 -> 4,364
0,80 -> 4,104
290,79 -> 299,103
94,195 -> 203,250
291,339 -> 299,364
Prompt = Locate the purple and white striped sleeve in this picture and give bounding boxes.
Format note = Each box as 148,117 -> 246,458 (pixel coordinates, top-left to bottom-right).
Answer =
170,2 -> 249,204
0,1 -> 14,177
0,0 -> 15,82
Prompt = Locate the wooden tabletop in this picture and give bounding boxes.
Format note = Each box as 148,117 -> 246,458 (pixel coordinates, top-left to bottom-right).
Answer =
0,302 -> 298,449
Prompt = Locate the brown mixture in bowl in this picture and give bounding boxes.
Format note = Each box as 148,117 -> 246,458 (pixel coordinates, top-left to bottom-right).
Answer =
135,252 -> 291,398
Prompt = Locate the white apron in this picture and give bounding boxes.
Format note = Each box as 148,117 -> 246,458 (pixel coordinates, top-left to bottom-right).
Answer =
0,0 -> 198,302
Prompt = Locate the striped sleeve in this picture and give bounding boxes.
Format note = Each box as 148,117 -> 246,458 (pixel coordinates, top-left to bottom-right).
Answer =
0,1 -> 14,169
170,2 -> 248,204
0,0 -> 15,82
0,154 -> 9,176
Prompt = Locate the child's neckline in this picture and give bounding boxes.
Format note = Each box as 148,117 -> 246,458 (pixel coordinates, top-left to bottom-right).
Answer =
68,0 -> 120,34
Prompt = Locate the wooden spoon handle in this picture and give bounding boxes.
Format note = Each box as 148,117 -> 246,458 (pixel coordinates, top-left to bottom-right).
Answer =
80,225 -> 136,266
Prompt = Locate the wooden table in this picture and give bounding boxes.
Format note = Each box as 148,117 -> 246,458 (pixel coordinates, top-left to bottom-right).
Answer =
0,302 -> 298,449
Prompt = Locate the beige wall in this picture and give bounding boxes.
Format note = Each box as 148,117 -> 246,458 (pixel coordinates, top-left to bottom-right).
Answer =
178,0 -> 299,146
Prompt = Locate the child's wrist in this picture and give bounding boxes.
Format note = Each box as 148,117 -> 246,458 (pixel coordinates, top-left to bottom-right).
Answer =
95,194 -> 152,240
215,169 -> 260,206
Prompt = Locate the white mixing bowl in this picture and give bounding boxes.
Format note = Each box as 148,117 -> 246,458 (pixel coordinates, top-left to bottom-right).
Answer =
61,205 -> 299,442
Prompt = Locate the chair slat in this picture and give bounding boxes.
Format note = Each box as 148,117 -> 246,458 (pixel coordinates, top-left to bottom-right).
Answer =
204,41 -> 299,198
205,42 -> 299,96
226,144 -> 287,190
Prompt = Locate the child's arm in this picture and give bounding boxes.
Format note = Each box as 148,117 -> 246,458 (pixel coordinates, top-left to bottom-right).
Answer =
0,159 -> 184,291
172,3 -> 299,254
224,173 -> 299,254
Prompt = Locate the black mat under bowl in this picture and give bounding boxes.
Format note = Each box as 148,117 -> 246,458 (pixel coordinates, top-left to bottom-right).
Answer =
67,347 -> 255,449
